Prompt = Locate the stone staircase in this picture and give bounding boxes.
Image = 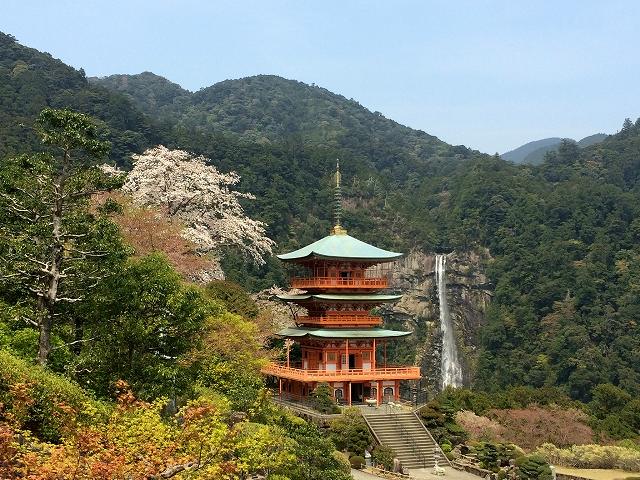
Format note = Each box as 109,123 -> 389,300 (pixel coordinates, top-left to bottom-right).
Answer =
363,411 -> 449,470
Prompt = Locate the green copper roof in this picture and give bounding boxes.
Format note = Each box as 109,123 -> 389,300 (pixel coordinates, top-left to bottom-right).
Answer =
277,293 -> 402,303
278,233 -> 402,262
277,327 -> 412,339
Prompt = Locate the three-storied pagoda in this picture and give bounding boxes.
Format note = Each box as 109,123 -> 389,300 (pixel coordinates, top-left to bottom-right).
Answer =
262,162 -> 420,406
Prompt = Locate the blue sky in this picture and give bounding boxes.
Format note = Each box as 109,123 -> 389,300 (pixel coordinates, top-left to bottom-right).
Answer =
3,0 -> 639,153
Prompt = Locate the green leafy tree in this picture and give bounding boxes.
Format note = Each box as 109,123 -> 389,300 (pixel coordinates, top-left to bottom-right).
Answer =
372,444 -> 396,471
0,108 -> 124,365
329,407 -> 373,456
310,382 -> 339,414
204,279 -> 259,318
74,254 -> 210,399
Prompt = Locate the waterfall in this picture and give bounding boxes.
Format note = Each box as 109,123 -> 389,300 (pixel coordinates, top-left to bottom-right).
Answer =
435,254 -> 463,389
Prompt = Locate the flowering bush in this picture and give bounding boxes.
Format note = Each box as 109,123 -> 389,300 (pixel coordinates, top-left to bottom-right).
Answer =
456,410 -> 506,442
488,407 -> 593,450
122,145 -> 275,265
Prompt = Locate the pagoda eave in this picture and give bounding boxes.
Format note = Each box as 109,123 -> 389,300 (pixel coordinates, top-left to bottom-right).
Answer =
276,293 -> 402,303
276,326 -> 412,339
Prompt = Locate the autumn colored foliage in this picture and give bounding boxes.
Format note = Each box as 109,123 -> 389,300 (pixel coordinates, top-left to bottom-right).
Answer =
93,192 -> 222,283
0,373 -> 349,479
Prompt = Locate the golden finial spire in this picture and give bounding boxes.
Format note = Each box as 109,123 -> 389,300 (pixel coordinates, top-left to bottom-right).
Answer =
331,159 -> 347,235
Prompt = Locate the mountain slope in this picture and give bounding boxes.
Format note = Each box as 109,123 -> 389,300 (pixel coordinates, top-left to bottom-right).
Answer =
577,133 -> 607,147
0,32 -> 159,165
501,138 -> 562,163
89,71 -> 191,119
91,73 -> 478,178
503,134 -> 608,165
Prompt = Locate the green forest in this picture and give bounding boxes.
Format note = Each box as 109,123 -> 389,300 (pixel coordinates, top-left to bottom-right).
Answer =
1,31 -> 639,477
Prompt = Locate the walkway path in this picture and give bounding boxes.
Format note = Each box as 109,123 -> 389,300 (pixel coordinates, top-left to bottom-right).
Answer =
351,467 -> 482,480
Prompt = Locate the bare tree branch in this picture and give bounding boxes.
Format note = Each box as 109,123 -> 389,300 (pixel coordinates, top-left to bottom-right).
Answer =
51,337 -> 97,350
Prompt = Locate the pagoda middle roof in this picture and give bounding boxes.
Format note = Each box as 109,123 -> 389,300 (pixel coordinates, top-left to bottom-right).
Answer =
277,233 -> 403,262
277,326 -> 412,339
277,293 -> 402,303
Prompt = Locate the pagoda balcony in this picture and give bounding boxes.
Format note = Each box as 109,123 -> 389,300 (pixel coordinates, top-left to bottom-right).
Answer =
290,276 -> 388,290
297,313 -> 382,327
261,362 -> 421,382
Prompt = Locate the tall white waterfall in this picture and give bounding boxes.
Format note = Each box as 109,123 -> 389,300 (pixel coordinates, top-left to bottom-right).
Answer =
435,254 -> 463,389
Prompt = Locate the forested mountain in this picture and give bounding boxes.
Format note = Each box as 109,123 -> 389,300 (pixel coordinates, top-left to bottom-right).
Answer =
2,31 -> 640,406
502,133 -> 608,165
90,72 -> 478,178
0,32 -> 159,165
445,131 -> 640,398
502,137 -> 563,163
89,71 -> 191,119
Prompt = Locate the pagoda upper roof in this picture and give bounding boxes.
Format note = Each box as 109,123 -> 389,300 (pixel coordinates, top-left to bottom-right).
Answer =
277,233 -> 403,263
277,293 -> 402,303
277,326 -> 412,339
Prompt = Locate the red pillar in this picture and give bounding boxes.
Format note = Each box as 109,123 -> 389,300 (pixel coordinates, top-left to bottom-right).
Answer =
345,340 -> 349,369
377,380 -> 382,406
372,339 -> 376,371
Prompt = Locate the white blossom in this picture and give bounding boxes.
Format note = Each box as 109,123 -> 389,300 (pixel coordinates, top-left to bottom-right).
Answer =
122,145 -> 275,265
99,163 -> 125,177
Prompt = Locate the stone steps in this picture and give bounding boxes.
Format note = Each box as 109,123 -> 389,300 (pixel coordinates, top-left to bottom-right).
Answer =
363,412 -> 448,469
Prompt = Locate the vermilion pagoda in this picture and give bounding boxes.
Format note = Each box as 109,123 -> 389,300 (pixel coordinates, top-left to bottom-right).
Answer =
262,163 -> 420,406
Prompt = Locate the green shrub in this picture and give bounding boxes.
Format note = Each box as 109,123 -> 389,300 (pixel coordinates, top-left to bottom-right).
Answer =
372,445 -> 396,470
311,382 -> 339,414
515,454 -> 552,480
535,443 -> 640,471
617,439 -> 640,451
0,350 -> 107,442
329,408 -> 373,456
349,455 -> 365,469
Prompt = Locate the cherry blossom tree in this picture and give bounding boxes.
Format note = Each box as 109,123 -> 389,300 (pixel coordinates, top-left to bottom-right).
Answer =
121,145 -> 274,265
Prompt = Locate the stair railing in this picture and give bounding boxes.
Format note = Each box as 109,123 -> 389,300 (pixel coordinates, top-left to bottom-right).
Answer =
412,411 -> 452,467
391,409 -> 429,469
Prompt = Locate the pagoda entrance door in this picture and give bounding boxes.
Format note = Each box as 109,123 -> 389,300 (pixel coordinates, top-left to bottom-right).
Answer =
348,354 -> 356,369
351,383 -> 363,404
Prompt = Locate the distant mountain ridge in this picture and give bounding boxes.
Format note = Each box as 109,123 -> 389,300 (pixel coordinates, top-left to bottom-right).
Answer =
502,133 -> 608,164
89,73 -> 478,176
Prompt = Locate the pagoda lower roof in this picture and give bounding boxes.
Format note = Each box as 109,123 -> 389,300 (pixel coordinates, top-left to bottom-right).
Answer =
277,326 -> 412,339
277,233 -> 402,262
277,293 -> 402,303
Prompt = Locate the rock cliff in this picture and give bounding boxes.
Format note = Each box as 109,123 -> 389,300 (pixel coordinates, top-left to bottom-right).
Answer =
380,249 -> 493,394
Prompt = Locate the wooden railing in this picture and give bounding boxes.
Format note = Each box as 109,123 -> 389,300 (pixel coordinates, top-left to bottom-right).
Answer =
290,276 -> 388,289
298,314 -> 382,326
262,362 -> 421,382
